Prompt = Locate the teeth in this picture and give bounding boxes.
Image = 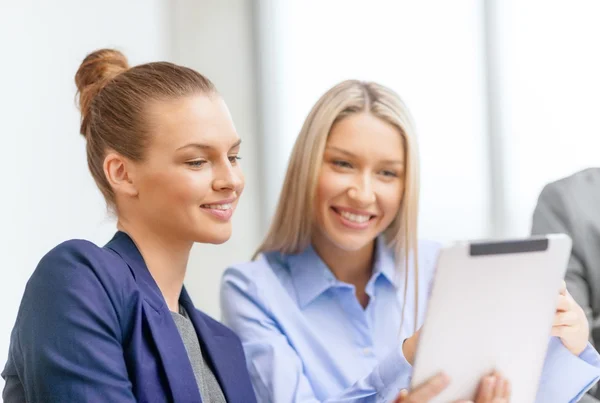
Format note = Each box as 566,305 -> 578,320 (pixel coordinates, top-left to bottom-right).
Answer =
202,203 -> 232,210
339,210 -> 370,223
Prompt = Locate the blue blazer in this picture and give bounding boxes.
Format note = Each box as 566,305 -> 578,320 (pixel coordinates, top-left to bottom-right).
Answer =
2,231 -> 257,402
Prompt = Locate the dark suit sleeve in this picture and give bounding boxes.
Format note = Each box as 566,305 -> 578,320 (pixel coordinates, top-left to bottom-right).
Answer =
532,184 -> 600,402
3,243 -> 136,402
2,372 -> 26,402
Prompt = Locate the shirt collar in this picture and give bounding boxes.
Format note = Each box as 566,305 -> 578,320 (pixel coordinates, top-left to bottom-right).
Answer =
371,236 -> 399,287
287,245 -> 338,309
286,237 -> 398,308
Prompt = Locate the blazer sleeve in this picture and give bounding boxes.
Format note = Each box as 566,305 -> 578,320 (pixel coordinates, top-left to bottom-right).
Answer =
2,242 -> 136,402
532,183 -> 600,402
532,184 -> 594,343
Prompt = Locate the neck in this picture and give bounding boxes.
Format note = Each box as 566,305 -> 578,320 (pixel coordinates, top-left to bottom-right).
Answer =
312,232 -> 375,305
117,217 -> 193,312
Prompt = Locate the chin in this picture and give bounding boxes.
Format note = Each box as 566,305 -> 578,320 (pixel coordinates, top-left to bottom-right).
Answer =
193,227 -> 232,245
324,231 -> 376,252
208,235 -> 231,245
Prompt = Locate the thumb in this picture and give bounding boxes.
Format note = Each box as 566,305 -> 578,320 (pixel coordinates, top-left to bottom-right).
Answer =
395,389 -> 408,402
559,280 -> 567,295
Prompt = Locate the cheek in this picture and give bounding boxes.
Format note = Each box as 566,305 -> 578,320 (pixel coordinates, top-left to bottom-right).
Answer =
316,169 -> 348,207
379,182 -> 404,216
145,169 -> 211,205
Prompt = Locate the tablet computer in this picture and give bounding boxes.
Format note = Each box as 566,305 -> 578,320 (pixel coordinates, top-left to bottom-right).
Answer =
410,233 -> 572,403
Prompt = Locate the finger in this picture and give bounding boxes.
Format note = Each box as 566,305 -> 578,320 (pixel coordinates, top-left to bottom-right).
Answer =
551,326 -> 563,338
475,375 -> 496,403
559,280 -> 567,295
492,377 -> 503,398
556,294 -> 570,312
504,377 -> 512,399
409,373 -> 450,401
553,311 -> 577,327
492,376 -> 505,399
502,377 -> 511,399
551,325 -> 578,338
395,389 -> 408,403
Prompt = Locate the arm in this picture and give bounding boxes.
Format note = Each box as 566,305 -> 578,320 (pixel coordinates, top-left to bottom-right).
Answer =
2,244 -> 136,402
2,368 -> 26,403
532,184 -> 600,402
220,268 -> 412,403
532,183 -> 593,344
535,338 -> 600,403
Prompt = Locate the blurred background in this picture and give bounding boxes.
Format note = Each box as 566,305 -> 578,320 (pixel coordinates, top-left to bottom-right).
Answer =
1,0 -> 600,371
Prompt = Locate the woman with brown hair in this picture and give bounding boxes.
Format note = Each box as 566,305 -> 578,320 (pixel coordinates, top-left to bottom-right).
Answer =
2,49 -> 256,402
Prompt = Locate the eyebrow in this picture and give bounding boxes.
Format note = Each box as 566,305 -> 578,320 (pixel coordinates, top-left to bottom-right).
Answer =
326,146 -> 404,165
177,139 -> 242,151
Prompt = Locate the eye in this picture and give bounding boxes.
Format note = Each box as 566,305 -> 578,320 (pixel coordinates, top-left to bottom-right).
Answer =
186,160 -> 207,168
380,170 -> 398,177
332,160 -> 353,169
229,155 -> 242,164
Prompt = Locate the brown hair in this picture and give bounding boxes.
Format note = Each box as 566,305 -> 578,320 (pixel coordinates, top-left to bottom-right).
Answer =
74,48 -> 216,208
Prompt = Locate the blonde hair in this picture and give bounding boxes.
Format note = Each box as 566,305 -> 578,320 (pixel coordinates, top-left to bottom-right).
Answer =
255,80 -> 420,331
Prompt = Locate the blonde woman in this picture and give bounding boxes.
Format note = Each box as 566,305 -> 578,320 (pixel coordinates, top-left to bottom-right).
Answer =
220,80 -> 599,402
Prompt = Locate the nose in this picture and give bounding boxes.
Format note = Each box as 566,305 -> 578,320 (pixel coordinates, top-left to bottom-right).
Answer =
347,173 -> 376,205
212,159 -> 244,194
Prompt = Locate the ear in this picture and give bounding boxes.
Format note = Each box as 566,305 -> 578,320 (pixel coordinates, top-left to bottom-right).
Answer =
103,151 -> 139,198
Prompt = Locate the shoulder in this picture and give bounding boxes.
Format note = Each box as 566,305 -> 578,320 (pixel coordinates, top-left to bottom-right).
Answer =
538,168 -> 600,203
380,239 -> 440,270
554,167 -> 600,188
220,251 -> 295,325
221,251 -> 288,296
24,238 -> 137,319
415,240 -> 442,286
33,239 -> 133,289
9,239 -> 140,371
417,239 -> 442,263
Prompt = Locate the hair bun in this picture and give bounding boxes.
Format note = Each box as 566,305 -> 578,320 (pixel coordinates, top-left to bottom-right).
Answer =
75,49 -> 129,137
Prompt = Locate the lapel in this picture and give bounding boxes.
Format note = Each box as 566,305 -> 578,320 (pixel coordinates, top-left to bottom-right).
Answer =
180,286 -> 245,402
105,231 -> 202,403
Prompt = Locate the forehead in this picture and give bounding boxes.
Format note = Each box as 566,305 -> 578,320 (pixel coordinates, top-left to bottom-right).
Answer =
146,94 -> 238,150
327,112 -> 404,158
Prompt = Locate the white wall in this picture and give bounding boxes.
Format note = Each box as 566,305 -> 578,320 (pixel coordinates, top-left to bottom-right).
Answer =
170,0 -> 263,318
494,0 -> 600,237
0,0 -> 171,370
256,0 -> 491,242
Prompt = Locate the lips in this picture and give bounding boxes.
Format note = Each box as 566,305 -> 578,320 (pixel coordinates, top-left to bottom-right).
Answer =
200,199 -> 236,221
200,203 -> 232,210
331,206 -> 376,229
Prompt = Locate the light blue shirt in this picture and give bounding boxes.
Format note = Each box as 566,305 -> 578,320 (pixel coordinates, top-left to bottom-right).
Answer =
220,239 -> 600,403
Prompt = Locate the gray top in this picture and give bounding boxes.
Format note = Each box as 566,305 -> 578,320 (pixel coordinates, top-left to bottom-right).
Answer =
531,167 -> 600,403
170,307 -> 227,403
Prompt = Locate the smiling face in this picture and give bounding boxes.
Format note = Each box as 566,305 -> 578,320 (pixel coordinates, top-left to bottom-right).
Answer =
125,94 -> 244,244
313,112 -> 405,253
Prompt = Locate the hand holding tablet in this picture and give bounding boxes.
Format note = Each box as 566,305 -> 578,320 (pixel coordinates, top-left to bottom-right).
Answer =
411,234 -> 574,403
